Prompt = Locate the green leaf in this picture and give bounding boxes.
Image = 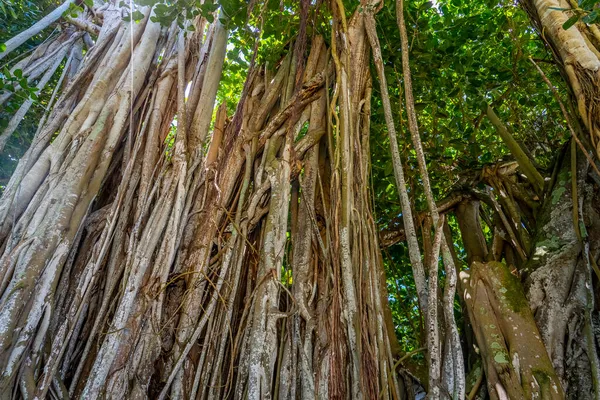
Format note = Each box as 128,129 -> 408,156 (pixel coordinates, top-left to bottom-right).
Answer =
0,43 -> 6,53
579,0 -> 596,10
132,10 -> 145,22
582,10 -> 598,24
562,15 -> 579,30
14,69 -> 22,79
83,0 -> 93,7
64,3 -> 83,18
448,87 -> 460,97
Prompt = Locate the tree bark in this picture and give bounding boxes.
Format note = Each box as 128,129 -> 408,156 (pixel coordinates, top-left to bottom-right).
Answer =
0,0 -> 75,61
524,145 -> 600,399
0,3 -> 407,399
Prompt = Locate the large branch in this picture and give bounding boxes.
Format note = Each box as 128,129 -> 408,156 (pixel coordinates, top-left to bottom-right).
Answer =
65,16 -> 101,36
0,0 -> 75,61
379,192 -> 467,247
486,105 -> 545,194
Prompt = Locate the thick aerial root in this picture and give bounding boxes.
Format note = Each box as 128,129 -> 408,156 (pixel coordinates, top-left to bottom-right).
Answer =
463,261 -> 564,400
0,3 -> 408,399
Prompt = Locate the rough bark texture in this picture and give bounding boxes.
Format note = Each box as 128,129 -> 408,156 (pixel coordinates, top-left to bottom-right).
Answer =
524,146 -> 600,399
462,261 -> 563,400
0,3 -> 405,399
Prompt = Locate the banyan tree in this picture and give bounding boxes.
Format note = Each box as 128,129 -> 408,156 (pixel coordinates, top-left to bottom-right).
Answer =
0,0 -> 598,399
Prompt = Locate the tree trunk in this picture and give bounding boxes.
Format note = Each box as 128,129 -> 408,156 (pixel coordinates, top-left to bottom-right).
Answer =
0,3 -> 406,399
521,0 -> 600,158
520,0 -> 600,397
523,144 -> 600,399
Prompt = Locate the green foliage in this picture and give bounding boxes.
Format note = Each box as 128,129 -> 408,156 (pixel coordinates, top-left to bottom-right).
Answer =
0,1 -> 55,120
366,0 -> 570,356
0,0 -> 53,23
553,0 -> 600,29
64,2 -> 83,18
117,0 -> 220,27
0,67 -> 40,99
0,0 -> 62,189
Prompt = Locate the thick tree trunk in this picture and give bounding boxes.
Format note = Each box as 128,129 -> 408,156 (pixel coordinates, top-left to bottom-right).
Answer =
521,0 -> 600,157
524,145 -> 600,399
0,3 -> 406,399
462,261 -> 563,400
518,0 -> 600,397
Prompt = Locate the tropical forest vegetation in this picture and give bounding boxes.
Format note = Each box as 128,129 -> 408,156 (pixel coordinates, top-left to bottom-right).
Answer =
0,0 -> 599,398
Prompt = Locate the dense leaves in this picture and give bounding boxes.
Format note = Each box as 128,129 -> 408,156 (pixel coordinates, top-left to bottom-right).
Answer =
368,0 -> 571,354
